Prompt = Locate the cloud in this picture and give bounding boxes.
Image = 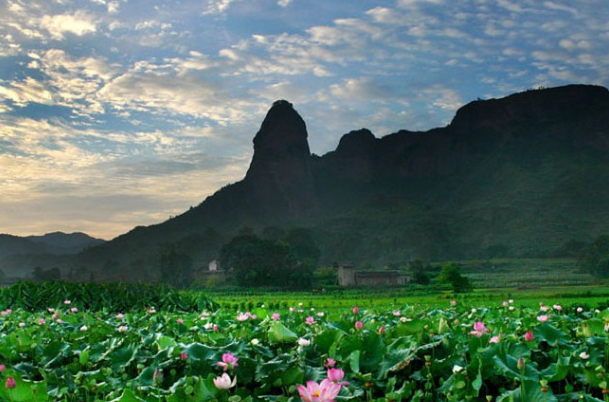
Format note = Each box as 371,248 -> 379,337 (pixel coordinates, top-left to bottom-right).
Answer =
39,11 -> 97,40
0,77 -> 54,107
202,0 -> 245,15
0,115 -> 250,238
329,77 -> 397,101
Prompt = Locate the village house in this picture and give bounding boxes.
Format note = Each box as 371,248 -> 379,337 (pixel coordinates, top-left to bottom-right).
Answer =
335,263 -> 410,287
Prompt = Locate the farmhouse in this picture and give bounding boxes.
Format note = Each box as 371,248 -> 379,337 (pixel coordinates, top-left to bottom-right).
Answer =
335,263 -> 410,287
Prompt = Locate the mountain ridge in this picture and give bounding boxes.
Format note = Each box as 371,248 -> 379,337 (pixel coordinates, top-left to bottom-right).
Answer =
9,84 -> 609,281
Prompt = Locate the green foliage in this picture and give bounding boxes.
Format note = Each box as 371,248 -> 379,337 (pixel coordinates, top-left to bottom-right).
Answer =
577,234 -> 609,277
0,283 -> 609,401
159,246 -> 193,288
0,281 -> 218,312
219,228 -> 320,289
437,263 -> 471,293
408,259 -> 430,285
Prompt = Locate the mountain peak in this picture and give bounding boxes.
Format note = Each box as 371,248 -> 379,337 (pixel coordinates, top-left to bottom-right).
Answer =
450,84 -> 609,132
251,99 -> 310,159
243,100 -> 317,220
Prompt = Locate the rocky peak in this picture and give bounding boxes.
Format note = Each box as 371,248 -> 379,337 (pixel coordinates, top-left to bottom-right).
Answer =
244,100 -> 317,220
450,84 -> 609,133
250,100 -> 310,164
335,129 -> 376,157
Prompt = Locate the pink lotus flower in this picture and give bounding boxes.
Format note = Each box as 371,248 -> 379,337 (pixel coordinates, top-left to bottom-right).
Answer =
540,306 -> 549,312
553,304 -> 562,311
181,352 -> 188,361
355,321 -> 364,331
324,358 -> 336,368
213,373 -> 235,390
537,315 -> 549,322
236,313 -> 249,322
271,313 -> 280,321
289,307 -> 295,312
116,313 -> 124,319
213,325 -> 219,332
502,301 -> 509,307
0,364 -> 4,373
70,307 -> 78,313
378,325 -> 386,335
298,379 -> 341,402
64,300 -> 71,305
392,311 -> 401,317
5,377 -> 16,389
469,322 -> 490,337
489,335 -> 501,344
327,368 -> 350,386
177,318 -> 184,324
525,331 -> 534,341
117,326 -> 128,332
217,353 -> 239,371
450,300 -> 457,306
38,318 -> 45,325
305,316 -> 316,325
352,306 -> 359,314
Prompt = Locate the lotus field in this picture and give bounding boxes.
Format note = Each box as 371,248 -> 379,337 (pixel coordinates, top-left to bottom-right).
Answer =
2,291 -> 609,401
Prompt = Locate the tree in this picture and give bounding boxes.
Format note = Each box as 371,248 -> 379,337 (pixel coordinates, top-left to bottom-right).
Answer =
408,259 -> 430,285
577,235 -> 609,277
220,234 -> 289,287
159,247 -> 193,288
219,229 -> 320,289
437,263 -> 471,293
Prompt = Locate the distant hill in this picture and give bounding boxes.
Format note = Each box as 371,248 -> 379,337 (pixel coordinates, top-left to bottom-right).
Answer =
0,232 -> 105,279
10,84 -> 609,282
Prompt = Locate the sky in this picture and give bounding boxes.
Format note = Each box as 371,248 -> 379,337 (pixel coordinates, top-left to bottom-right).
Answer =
1,0 -> 608,240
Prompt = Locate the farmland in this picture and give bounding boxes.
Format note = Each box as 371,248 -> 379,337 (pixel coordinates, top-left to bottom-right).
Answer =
1,282 -> 609,401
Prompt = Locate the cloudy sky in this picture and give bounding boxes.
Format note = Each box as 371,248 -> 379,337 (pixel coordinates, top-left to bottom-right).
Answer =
1,0 -> 608,240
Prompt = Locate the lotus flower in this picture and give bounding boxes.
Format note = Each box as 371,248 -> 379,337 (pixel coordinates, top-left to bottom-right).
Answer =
5,377 -> 16,389
355,321 -> 364,330
352,306 -> 359,314
271,313 -> 280,321
305,316 -> 316,325
469,322 -> 490,337
213,373 -> 235,390
298,379 -> 341,402
327,368 -> 350,386
537,315 -> 549,322
324,358 -> 336,368
217,353 -> 239,371
298,338 -> 311,347
524,331 -> 534,341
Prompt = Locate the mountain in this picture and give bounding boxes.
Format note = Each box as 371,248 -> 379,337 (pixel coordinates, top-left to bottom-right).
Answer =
0,232 -> 105,279
20,84 -> 609,281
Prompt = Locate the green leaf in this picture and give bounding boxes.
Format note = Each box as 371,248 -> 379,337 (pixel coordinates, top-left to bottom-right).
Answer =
492,353 -> 540,382
0,378 -> 49,402
109,388 -> 147,402
267,322 -> 298,344
496,380 -> 557,402
347,350 -> 361,373
533,323 -> 568,346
